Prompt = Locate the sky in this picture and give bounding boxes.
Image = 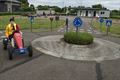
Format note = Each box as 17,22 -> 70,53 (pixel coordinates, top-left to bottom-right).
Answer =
28,0 -> 120,10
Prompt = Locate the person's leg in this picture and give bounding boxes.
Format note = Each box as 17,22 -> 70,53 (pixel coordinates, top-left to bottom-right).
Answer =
11,38 -> 15,47
8,34 -> 14,47
8,35 -> 13,41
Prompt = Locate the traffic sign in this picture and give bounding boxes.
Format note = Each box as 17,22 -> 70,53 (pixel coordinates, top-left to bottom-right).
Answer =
106,20 -> 112,27
73,17 -> 83,28
99,17 -> 104,23
29,16 -> 34,23
28,16 -> 35,32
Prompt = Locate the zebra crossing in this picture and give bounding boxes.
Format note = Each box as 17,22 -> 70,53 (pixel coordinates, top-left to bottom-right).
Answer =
57,18 -> 102,35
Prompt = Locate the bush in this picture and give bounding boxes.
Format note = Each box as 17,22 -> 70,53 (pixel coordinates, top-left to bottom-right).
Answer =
110,16 -> 120,19
0,12 -> 21,16
64,32 -> 94,45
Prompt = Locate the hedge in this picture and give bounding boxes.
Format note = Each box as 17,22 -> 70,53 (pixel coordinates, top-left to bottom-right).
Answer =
64,32 -> 94,45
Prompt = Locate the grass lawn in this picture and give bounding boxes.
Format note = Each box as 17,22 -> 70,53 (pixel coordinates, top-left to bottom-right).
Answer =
92,19 -> 120,35
0,15 -> 65,30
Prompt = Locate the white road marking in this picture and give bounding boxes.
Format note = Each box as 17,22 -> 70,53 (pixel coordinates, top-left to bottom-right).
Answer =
0,31 -> 2,34
0,40 -> 2,42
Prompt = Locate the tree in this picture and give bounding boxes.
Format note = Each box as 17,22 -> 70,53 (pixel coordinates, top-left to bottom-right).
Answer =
18,0 -> 29,8
92,4 -> 103,9
111,10 -> 120,16
18,0 -> 30,11
30,4 -> 35,11
37,5 -> 49,10
54,6 -> 62,13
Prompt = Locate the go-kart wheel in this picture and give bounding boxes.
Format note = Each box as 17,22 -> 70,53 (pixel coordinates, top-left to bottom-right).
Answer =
8,47 -> 13,60
28,45 -> 33,57
3,44 -> 7,50
3,38 -> 8,50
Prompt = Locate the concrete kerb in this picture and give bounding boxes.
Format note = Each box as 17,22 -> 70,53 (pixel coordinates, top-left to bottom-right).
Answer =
31,35 -> 63,58
31,35 -> 120,62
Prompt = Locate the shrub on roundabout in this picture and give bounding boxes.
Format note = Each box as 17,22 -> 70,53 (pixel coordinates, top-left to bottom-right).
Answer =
64,32 -> 94,45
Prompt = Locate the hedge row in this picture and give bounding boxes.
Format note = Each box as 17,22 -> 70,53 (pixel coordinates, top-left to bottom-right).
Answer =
110,16 -> 120,19
0,12 -> 35,16
64,32 -> 94,45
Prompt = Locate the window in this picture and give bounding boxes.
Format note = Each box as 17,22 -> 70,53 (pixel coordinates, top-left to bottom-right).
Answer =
101,12 -> 105,14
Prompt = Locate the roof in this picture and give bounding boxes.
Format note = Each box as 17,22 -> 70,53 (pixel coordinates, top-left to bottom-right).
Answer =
79,8 -> 109,11
0,0 -> 21,3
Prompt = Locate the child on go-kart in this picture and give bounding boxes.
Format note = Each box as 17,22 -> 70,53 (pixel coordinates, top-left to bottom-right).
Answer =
5,17 -> 21,47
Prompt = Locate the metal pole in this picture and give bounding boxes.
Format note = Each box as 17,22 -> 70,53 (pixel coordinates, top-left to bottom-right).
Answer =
106,27 -> 108,35
11,0 -> 12,13
100,23 -> 102,32
119,8 -> 120,16
76,27 -> 79,33
31,22 -> 32,32
51,21 -> 52,31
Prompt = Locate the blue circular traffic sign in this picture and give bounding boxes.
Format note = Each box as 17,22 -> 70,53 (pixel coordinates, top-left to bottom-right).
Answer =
99,17 -> 104,23
73,17 -> 83,28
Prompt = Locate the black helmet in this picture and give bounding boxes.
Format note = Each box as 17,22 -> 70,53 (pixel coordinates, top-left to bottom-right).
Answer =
9,17 -> 15,22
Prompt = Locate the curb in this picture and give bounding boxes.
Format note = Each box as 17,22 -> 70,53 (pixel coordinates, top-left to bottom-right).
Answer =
31,35 -> 120,62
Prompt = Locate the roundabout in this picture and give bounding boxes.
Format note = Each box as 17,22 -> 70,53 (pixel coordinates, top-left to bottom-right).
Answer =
32,35 -> 120,62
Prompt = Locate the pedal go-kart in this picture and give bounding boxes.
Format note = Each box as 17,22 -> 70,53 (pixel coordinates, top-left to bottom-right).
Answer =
3,31 -> 33,60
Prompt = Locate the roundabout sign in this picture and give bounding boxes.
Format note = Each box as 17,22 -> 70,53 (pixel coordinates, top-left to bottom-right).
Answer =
73,17 -> 83,28
73,17 -> 83,32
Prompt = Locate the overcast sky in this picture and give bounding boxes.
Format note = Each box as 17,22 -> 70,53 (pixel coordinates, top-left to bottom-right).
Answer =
28,0 -> 120,10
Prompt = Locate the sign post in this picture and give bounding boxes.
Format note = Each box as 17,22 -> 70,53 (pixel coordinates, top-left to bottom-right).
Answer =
106,19 -> 112,35
73,17 -> 83,33
99,17 -> 104,32
29,16 -> 34,32
55,16 -> 59,28
65,18 -> 69,32
50,17 -> 54,31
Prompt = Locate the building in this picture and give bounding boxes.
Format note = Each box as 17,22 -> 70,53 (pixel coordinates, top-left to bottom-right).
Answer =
36,10 -> 55,16
0,0 -> 21,12
77,8 -> 110,18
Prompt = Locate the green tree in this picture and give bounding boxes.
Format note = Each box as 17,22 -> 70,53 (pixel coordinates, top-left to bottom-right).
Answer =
18,0 -> 30,11
111,10 -> 120,16
37,5 -> 49,10
53,6 -> 62,13
92,4 -> 107,10
30,4 -> 35,11
92,4 -> 103,9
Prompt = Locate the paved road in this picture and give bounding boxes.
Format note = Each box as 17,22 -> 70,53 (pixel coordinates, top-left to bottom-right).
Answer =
0,54 -> 97,80
0,30 -> 40,73
0,30 -> 98,80
0,17 -> 120,80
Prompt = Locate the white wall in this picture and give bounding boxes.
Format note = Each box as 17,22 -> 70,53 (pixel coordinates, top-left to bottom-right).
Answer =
99,10 -> 110,17
81,10 -> 86,17
78,10 -> 110,17
36,10 -> 55,15
96,11 -> 99,17
88,11 -> 93,17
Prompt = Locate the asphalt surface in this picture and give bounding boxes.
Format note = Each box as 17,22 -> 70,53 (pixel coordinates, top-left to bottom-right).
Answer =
0,17 -> 120,80
0,30 -> 62,73
0,30 -> 40,73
